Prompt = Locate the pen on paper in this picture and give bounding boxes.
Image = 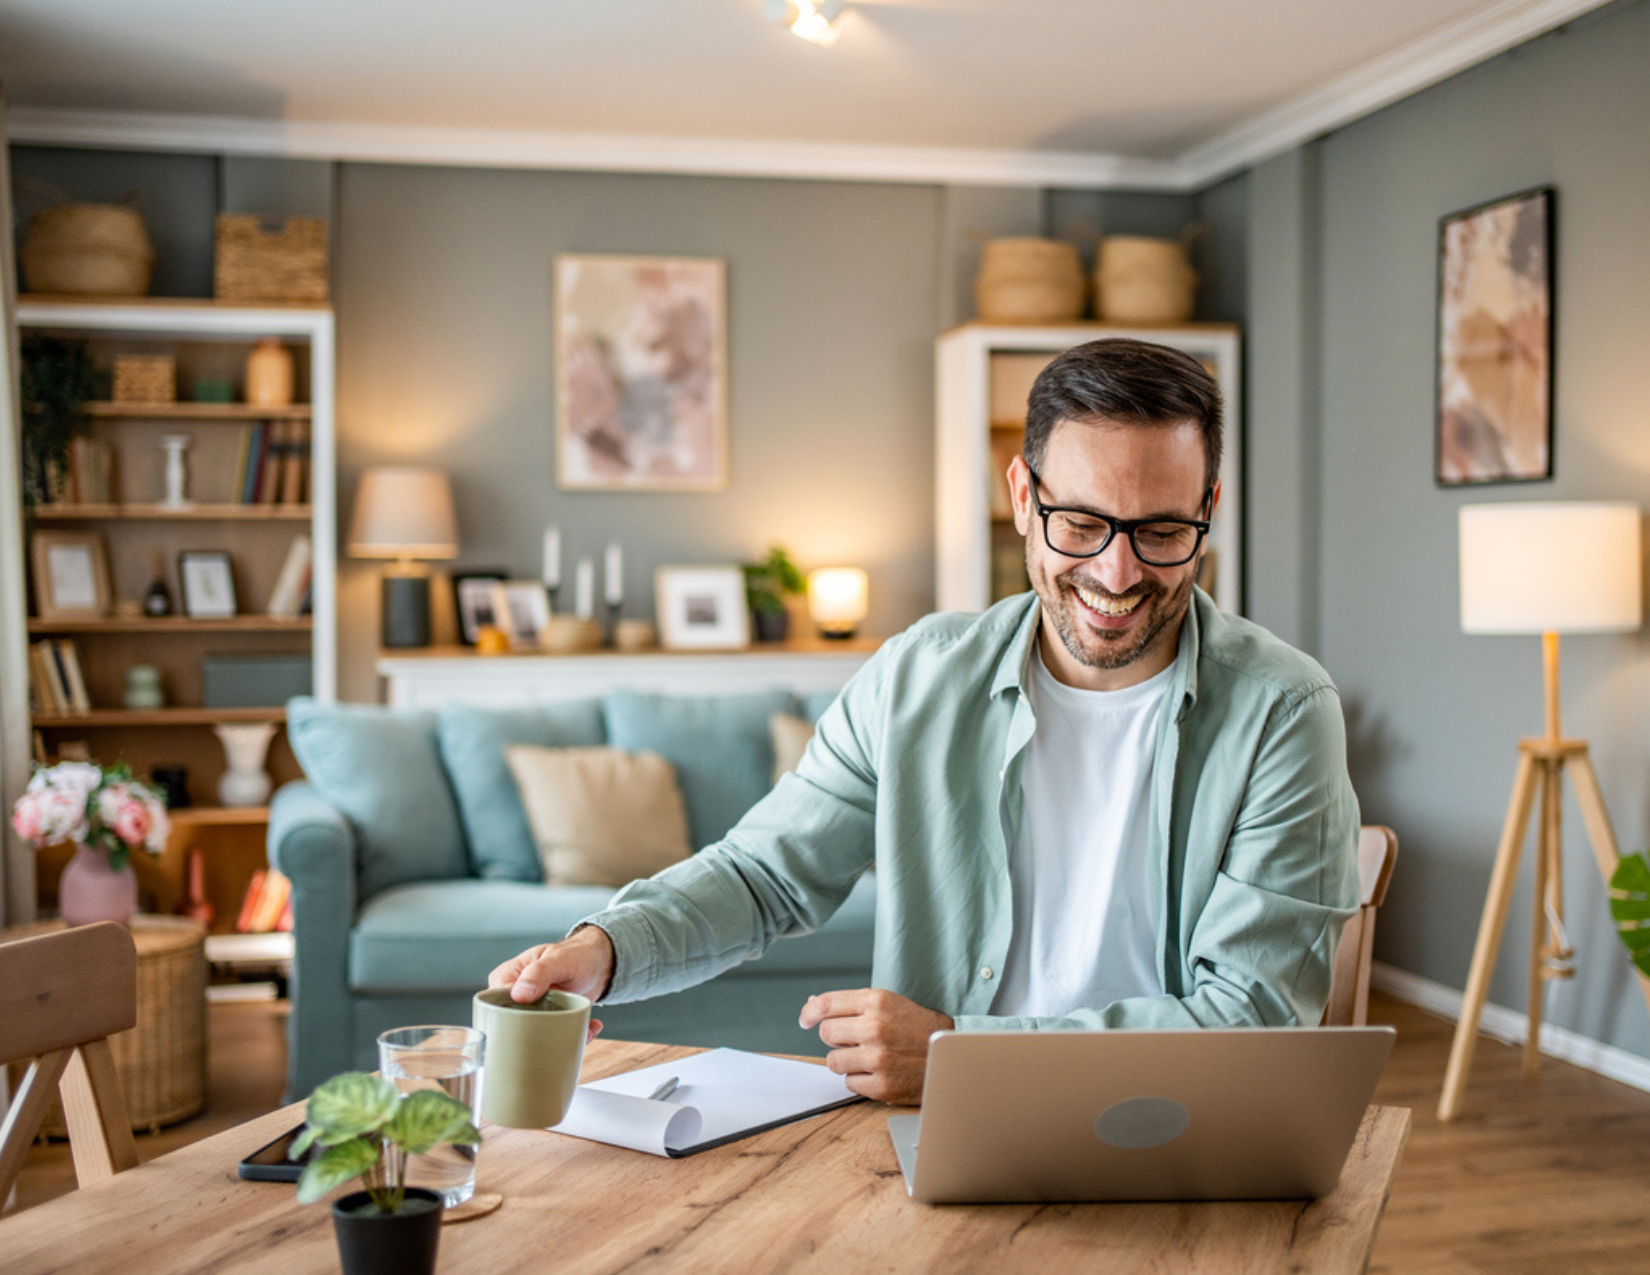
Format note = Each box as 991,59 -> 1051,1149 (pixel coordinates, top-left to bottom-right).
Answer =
647,1076 -> 680,1102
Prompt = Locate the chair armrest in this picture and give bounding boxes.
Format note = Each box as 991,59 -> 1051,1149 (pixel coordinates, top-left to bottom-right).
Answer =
267,780 -> 359,1098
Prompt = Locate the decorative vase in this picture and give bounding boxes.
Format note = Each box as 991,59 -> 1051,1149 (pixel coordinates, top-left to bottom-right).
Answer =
59,843 -> 138,927
214,722 -> 277,808
330,1188 -> 444,1275
244,338 -> 294,408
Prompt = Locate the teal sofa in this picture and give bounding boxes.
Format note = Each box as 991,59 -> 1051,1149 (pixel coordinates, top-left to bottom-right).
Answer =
268,689 -> 875,1098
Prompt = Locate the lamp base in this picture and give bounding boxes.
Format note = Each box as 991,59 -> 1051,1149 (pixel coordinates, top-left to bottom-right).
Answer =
381,574 -> 432,648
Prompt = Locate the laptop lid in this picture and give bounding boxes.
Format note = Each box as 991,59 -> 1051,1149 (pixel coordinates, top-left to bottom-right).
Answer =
890,1026 -> 1394,1204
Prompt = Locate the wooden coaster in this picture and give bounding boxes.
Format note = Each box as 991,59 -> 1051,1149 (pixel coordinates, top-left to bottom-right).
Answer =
442,1192 -> 503,1224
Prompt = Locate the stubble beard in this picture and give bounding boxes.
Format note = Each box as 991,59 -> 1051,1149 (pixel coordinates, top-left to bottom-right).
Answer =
1035,557 -> 1196,674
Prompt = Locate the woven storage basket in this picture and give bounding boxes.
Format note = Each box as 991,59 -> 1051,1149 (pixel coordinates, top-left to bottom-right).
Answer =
31,916 -> 209,1135
20,203 -> 154,297
1094,235 -> 1197,324
214,214 -> 329,303
974,238 -> 1085,324
113,353 -> 177,404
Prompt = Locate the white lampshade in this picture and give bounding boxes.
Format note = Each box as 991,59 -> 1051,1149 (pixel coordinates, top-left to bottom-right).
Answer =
808,567 -> 869,638
347,467 -> 459,561
1459,502 -> 1642,634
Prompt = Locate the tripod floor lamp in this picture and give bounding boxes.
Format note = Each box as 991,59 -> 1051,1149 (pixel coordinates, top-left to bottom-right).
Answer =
1439,501 -> 1646,1121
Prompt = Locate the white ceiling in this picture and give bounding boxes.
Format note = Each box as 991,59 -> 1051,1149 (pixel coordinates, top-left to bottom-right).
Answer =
0,0 -> 1614,188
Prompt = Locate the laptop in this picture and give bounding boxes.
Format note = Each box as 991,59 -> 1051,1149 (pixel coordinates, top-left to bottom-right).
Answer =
887,1026 -> 1395,1204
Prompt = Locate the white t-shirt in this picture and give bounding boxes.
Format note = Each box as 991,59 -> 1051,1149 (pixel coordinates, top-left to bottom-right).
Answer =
990,645 -> 1173,1018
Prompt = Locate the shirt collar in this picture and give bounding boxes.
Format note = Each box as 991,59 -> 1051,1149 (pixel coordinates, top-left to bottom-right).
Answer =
990,594 -> 1043,699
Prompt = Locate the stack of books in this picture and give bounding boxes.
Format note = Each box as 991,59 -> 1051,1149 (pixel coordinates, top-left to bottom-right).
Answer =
233,420 -> 311,505
29,639 -> 91,716
235,869 -> 294,934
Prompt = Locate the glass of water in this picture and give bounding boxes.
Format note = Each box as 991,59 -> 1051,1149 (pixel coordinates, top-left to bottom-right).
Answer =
377,1025 -> 485,1207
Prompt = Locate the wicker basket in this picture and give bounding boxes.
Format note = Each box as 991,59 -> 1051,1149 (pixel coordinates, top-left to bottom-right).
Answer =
20,203 -> 154,297
214,214 -> 329,303
1094,235 -> 1198,324
112,353 -> 177,404
974,238 -> 1085,324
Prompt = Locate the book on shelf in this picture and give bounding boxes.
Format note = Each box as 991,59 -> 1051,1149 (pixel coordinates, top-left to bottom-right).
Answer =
279,420 -> 308,504
68,437 -> 114,505
29,642 -> 63,715
256,421 -> 287,504
57,640 -> 92,714
236,868 -> 293,934
265,534 -> 313,618
235,870 -> 267,932
240,421 -> 266,504
28,639 -> 90,716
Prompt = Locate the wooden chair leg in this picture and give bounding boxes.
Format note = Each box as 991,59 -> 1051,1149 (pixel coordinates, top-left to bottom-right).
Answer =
60,1040 -> 139,1187
1440,749 -> 1540,1121
0,1049 -> 73,1207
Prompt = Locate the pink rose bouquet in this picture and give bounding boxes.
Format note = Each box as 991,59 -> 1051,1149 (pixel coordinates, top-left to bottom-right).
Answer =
11,761 -> 170,871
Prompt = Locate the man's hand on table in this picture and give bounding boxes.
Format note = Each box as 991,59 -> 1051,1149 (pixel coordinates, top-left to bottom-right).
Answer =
799,988 -> 953,1105
487,925 -> 614,1043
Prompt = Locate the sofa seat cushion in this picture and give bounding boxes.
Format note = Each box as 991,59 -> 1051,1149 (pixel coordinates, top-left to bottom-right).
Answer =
287,698 -> 467,899
351,881 -> 618,993
604,690 -> 798,850
438,701 -> 607,882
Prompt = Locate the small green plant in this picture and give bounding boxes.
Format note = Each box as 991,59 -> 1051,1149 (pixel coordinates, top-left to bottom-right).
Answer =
743,545 -> 806,615
292,1072 -> 480,1213
19,336 -> 97,507
1608,852 -> 1650,977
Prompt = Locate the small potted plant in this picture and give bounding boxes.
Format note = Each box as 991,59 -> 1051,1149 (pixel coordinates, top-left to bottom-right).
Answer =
19,335 -> 97,507
743,545 -> 807,643
11,761 -> 169,927
294,1071 -> 481,1275
1609,851 -> 1650,975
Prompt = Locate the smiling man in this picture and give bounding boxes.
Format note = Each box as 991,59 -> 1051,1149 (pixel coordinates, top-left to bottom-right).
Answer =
492,338 -> 1360,1105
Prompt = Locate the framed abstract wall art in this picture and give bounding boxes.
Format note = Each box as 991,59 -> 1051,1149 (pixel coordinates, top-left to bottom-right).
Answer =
1436,187 -> 1554,486
555,254 -> 728,491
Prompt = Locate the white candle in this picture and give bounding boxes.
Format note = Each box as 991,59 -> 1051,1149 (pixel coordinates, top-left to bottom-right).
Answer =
575,558 -> 595,620
542,526 -> 561,589
604,543 -> 623,606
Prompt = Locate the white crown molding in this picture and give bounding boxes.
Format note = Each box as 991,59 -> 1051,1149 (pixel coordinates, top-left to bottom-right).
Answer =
3,107 -> 1187,191
1371,961 -> 1650,1095
1179,0 -> 1616,187
3,0 -> 1615,192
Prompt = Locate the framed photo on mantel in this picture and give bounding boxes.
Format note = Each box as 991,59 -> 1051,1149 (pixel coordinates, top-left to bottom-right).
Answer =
555,254 -> 728,492
1436,186 -> 1554,486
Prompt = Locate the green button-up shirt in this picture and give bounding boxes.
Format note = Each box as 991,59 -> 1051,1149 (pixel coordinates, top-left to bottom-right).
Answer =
591,588 -> 1360,1031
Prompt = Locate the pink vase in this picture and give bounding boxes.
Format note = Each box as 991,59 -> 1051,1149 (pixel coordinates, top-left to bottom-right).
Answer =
59,843 -> 138,927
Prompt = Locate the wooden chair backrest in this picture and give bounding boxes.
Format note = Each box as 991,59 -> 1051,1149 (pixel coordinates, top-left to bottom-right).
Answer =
1323,826 -> 1399,1028
0,922 -> 140,1208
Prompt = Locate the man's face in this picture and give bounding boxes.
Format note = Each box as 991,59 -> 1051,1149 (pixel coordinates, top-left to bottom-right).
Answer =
1009,417 -> 1218,692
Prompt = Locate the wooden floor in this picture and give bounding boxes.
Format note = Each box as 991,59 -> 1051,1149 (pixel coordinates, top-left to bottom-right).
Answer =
10,992 -> 1650,1272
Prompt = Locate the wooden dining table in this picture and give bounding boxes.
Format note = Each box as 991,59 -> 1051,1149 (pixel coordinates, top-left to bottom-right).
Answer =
0,1039 -> 1410,1274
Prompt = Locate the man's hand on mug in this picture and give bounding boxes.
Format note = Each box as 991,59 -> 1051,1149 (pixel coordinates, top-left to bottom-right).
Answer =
488,925 -> 615,1043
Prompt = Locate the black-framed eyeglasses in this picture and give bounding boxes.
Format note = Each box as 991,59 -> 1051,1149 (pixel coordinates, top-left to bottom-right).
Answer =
1025,466 -> 1212,566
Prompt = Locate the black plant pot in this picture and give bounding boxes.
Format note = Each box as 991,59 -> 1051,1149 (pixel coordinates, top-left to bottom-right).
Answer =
331,1188 -> 443,1275
752,608 -> 790,643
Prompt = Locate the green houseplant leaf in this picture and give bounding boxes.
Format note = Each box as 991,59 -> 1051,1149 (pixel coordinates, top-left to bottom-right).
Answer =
304,1072 -> 399,1144
1608,852 -> 1650,977
385,1089 -> 481,1156
296,1138 -> 381,1205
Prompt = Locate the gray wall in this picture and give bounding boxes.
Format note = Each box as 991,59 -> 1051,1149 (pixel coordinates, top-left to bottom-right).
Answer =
1249,0 -> 1650,1056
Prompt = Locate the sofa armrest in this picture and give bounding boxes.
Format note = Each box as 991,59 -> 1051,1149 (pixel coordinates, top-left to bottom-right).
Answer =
268,780 -> 359,1098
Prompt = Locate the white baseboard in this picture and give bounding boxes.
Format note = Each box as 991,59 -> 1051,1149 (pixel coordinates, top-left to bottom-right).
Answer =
1371,961 -> 1650,1095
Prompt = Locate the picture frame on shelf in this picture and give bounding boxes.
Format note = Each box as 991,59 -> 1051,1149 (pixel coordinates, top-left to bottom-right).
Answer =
491,580 -> 552,650
555,254 -> 728,492
1436,186 -> 1554,486
179,550 -> 238,618
655,566 -> 749,651
30,530 -> 112,620
451,569 -> 508,646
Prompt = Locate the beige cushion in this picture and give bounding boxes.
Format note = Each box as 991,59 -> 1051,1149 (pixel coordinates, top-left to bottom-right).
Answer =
504,745 -> 693,887
769,712 -> 816,786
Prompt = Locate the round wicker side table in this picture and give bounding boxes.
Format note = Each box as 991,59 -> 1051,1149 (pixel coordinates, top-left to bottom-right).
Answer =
6,914 -> 208,1134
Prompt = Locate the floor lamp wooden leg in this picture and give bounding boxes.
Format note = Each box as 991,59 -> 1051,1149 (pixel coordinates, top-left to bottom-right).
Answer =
1440,749 -> 1541,1122
1569,754 -> 1650,1020
1525,762 -> 1560,1079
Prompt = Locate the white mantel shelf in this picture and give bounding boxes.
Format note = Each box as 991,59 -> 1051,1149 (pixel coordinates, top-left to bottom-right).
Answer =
377,639 -> 882,709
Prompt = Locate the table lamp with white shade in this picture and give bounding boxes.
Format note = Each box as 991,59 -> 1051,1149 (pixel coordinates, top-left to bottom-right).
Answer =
1439,501 -> 1646,1120
347,466 -> 459,648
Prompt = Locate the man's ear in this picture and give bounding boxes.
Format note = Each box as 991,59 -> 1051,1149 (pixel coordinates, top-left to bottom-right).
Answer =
1007,455 -> 1032,537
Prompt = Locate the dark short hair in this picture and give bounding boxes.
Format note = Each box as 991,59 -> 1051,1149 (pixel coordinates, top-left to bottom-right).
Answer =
1023,338 -> 1223,489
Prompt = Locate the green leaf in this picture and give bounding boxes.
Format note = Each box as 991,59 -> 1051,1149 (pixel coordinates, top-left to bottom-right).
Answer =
1610,853 -> 1650,897
295,1139 -> 381,1205
385,1089 -> 481,1156
304,1073 -> 398,1142
1609,854 -> 1650,978
290,1125 -> 318,1159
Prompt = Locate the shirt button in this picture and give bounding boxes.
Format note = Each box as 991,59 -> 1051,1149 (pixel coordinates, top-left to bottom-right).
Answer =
980,966 -> 994,980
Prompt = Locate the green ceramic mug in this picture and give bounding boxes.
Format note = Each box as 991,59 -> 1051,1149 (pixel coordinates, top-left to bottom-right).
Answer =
471,988 -> 591,1128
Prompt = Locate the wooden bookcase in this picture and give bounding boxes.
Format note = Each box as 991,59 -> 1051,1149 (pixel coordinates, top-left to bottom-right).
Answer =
934,322 -> 1243,614
15,298 -> 336,873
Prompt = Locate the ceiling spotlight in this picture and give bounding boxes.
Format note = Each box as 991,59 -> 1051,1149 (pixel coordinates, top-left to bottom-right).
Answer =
765,0 -> 846,47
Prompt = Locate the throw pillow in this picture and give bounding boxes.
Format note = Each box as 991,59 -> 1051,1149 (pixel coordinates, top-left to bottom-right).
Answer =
504,745 -> 693,887
769,712 -> 816,785
285,697 -> 467,900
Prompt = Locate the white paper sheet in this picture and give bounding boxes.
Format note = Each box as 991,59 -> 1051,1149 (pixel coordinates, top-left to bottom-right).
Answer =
550,1047 -> 859,1158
